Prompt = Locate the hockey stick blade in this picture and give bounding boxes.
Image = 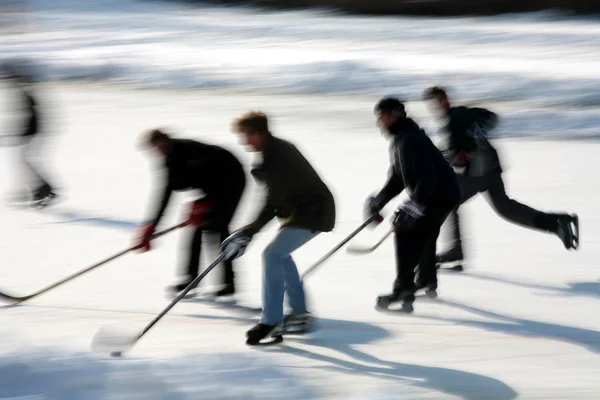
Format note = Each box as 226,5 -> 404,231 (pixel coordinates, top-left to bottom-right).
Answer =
0,221 -> 187,304
93,252 -> 227,356
346,228 -> 394,255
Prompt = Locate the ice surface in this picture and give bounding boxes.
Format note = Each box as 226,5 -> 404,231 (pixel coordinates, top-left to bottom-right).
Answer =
0,0 -> 599,398
0,86 -> 598,399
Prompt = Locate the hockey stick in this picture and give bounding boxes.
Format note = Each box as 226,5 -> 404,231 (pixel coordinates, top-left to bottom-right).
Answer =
346,227 -> 394,254
92,251 -> 227,356
301,214 -> 378,279
0,221 -> 188,304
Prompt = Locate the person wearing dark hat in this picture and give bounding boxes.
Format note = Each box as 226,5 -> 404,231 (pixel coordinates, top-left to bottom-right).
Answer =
365,97 -> 461,312
422,86 -> 579,269
137,129 -> 246,297
2,61 -> 56,207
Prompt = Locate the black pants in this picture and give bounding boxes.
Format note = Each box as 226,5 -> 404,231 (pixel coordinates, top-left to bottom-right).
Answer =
22,135 -> 53,195
447,172 -> 557,252
394,196 -> 460,295
184,176 -> 246,287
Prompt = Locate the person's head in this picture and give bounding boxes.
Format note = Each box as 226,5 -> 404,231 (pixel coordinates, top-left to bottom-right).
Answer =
422,86 -> 451,118
143,128 -> 172,156
232,111 -> 270,152
374,97 -> 406,132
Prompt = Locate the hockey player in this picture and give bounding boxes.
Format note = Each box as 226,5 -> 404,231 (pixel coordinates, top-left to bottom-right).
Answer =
221,111 -> 336,345
422,86 -> 579,268
365,98 -> 461,312
2,62 -> 56,206
138,129 -> 246,297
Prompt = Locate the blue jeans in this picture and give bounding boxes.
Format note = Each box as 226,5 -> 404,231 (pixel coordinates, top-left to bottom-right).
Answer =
260,227 -> 319,325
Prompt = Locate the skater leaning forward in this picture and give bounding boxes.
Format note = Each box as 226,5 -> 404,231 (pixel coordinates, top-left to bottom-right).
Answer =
365,98 -> 461,313
137,129 -> 246,297
221,111 -> 336,345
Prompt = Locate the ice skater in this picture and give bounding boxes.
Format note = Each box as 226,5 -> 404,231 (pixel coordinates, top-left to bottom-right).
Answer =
2,62 -> 56,207
422,86 -> 579,269
220,111 -> 336,345
365,98 -> 461,312
138,129 -> 246,297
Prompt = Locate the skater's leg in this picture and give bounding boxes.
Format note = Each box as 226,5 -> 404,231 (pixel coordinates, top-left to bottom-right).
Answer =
417,218 -> 444,288
185,226 -> 203,280
260,227 -> 317,325
394,231 -> 427,297
438,175 -> 486,261
486,173 -> 578,249
485,173 -> 557,231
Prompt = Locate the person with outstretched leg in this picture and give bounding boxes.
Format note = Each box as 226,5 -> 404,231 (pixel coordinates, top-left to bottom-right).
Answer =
423,86 -> 579,270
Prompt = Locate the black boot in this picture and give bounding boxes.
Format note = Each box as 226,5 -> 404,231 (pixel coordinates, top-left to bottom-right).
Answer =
282,312 -> 314,334
416,282 -> 438,298
556,214 -> 579,250
376,290 -> 415,313
215,284 -> 235,297
167,277 -> 197,294
435,247 -> 463,264
246,323 -> 282,345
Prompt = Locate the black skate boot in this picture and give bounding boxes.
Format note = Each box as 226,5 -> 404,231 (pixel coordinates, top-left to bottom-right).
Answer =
278,312 -> 314,335
246,323 -> 283,346
32,184 -> 57,209
376,290 -> 415,313
435,247 -> 464,271
166,277 -> 198,297
556,214 -> 579,250
214,284 -> 235,297
415,282 -> 438,299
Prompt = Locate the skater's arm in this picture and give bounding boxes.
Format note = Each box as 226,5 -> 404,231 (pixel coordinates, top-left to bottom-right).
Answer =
376,169 -> 404,207
149,183 -> 173,226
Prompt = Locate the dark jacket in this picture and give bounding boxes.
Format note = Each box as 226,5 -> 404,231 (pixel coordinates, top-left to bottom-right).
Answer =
20,87 -> 38,138
242,134 -> 336,236
377,117 -> 460,209
445,106 -> 501,176
151,139 -> 245,224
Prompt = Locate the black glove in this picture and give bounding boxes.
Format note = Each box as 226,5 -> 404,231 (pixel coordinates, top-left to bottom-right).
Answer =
364,195 -> 384,225
392,200 -> 425,233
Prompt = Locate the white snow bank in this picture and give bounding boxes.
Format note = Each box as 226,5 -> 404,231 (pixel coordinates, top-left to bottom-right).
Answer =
1,0 -> 600,106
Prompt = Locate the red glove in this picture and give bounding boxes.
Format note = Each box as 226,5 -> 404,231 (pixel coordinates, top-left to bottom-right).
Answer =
187,200 -> 213,228
452,151 -> 471,167
136,222 -> 156,252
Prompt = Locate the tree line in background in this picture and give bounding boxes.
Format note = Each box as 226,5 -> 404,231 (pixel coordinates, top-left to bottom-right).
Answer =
172,0 -> 600,15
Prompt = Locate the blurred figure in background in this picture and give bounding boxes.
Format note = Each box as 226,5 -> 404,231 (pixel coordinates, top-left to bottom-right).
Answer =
222,111 -> 336,345
365,98 -> 460,313
138,129 -> 246,297
423,86 -> 579,270
1,61 -> 57,207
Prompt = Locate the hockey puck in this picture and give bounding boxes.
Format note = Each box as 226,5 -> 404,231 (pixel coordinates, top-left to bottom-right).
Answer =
110,351 -> 123,358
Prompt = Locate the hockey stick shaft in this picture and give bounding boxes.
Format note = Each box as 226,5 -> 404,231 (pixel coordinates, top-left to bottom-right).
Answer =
0,221 -> 188,304
347,227 -> 394,254
301,214 -> 377,279
133,251 -> 227,345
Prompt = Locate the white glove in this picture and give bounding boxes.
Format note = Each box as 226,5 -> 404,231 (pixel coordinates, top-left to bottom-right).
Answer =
220,231 -> 251,261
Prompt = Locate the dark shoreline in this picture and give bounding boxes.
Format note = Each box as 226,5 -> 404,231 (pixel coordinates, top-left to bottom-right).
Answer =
160,0 -> 600,16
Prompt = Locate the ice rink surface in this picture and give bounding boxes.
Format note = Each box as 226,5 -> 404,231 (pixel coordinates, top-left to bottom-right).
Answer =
0,0 -> 599,398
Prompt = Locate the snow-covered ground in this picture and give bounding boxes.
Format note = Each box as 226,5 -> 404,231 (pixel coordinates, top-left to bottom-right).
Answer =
0,0 -> 599,398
